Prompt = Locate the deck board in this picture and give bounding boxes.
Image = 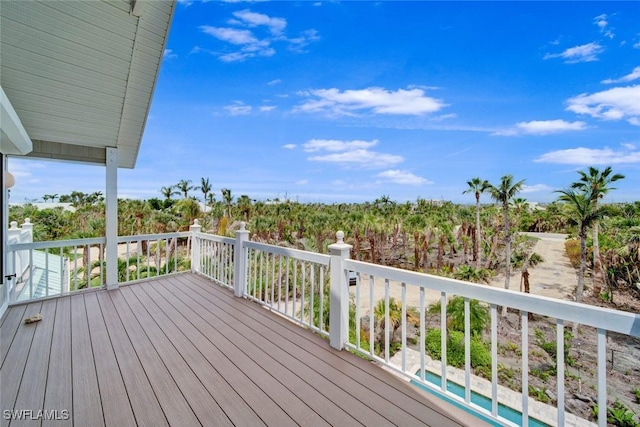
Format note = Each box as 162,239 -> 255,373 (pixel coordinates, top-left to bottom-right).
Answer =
128,283 -> 279,426
70,293 -> 105,426
84,292 -> 137,427
95,291 -> 169,427
42,297 -> 72,427
0,273 -> 482,427
1,302 -> 42,427
107,290 -> 201,427
12,299 -> 56,427
185,274 -> 468,426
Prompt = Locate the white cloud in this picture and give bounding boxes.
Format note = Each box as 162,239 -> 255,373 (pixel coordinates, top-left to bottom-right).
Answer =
376,170 -> 431,186
295,179 -> 309,185
267,79 -> 282,86
233,9 -> 286,35
224,102 -> 252,115
163,49 -> 177,59
493,120 -> 587,136
309,150 -> 403,169
535,146 -> 640,165
594,14 -> 614,39
566,85 -> 640,125
521,184 -> 553,194
303,138 -> 403,169
303,139 -> 378,152
287,29 -> 321,53
259,105 -> 277,112
544,42 -> 604,63
199,10 -> 317,62
602,66 -> 640,84
296,87 -> 446,116
282,144 -> 297,149
200,26 -> 258,45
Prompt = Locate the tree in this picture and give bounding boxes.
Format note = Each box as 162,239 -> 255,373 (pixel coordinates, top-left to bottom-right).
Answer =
221,188 -> 233,218
489,175 -> 525,315
556,188 -> 607,303
196,177 -> 212,203
571,166 -> 625,295
176,179 -> 194,199
463,178 -> 490,269
160,185 -> 179,201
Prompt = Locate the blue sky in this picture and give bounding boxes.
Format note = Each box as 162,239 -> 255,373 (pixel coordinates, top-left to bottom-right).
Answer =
9,1 -> 640,204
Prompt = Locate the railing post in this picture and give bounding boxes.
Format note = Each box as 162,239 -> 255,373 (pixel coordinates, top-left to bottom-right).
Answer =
7,221 -> 19,241
20,218 -> 33,243
190,219 -> 202,274
234,222 -> 249,297
329,231 -> 352,350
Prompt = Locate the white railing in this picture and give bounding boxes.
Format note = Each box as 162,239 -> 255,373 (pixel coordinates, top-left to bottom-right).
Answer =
193,231 -> 235,290
6,219 -> 640,427
340,259 -> 640,427
6,231 -> 191,302
243,240 -> 331,336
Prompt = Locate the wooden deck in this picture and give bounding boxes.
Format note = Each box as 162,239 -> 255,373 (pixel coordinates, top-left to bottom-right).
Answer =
1,273 -> 481,426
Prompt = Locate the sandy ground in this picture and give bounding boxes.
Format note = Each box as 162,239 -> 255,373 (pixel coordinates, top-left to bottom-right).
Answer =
488,232 -> 576,300
352,232 -> 576,314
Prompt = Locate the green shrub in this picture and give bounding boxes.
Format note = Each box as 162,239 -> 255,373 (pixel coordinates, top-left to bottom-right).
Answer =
425,329 -> 491,369
428,296 -> 490,336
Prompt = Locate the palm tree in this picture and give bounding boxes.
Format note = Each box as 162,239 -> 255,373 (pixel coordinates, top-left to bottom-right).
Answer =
196,177 -> 212,203
160,185 -> 179,201
556,188 -> 608,303
176,179 -> 194,199
463,178 -> 490,269
571,166 -> 625,295
489,175 -> 525,315
221,188 -> 233,218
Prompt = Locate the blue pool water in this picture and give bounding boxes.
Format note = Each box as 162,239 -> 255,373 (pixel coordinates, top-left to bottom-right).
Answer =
411,371 -> 550,427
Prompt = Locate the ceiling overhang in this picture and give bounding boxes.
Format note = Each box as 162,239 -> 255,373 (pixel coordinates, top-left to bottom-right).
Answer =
0,0 -> 175,168
0,86 -> 32,156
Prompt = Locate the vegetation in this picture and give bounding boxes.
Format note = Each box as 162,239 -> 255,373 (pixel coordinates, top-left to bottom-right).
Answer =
9,167 -> 639,303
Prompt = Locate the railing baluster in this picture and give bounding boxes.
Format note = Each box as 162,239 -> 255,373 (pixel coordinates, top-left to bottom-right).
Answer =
491,303 -> 498,417
301,261 -> 306,324
522,310 -> 529,427
464,297 -> 470,404
440,291 -> 447,392
45,248 -> 49,297
401,282 -> 407,372
557,319 -> 565,427
369,275 -> 374,357
597,328 -> 607,427
355,273 -> 361,350
310,263 -> 315,329
384,278 -> 390,363
420,286 -> 425,382
285,256 -> 290,315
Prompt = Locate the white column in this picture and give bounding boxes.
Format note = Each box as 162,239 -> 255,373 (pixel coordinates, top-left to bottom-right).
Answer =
105,147 -> 118,290
234,222 -> 249,297
328,231 -> 352,350
190,219 -> 202,274
1,154 -> 7,309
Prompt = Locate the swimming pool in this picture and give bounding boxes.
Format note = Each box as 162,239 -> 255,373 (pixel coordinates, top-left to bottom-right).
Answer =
411,371 -> 550,427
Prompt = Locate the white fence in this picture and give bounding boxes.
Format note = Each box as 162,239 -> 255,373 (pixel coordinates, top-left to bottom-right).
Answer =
6,220 -> 640,427
5,221 -> 190,302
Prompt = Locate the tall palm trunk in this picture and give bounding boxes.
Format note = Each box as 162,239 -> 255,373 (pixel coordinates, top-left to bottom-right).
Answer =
577,227 -> 587,303
502,203 -> 511,316
592,212 -> 606,295
475,195 -> 482,269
